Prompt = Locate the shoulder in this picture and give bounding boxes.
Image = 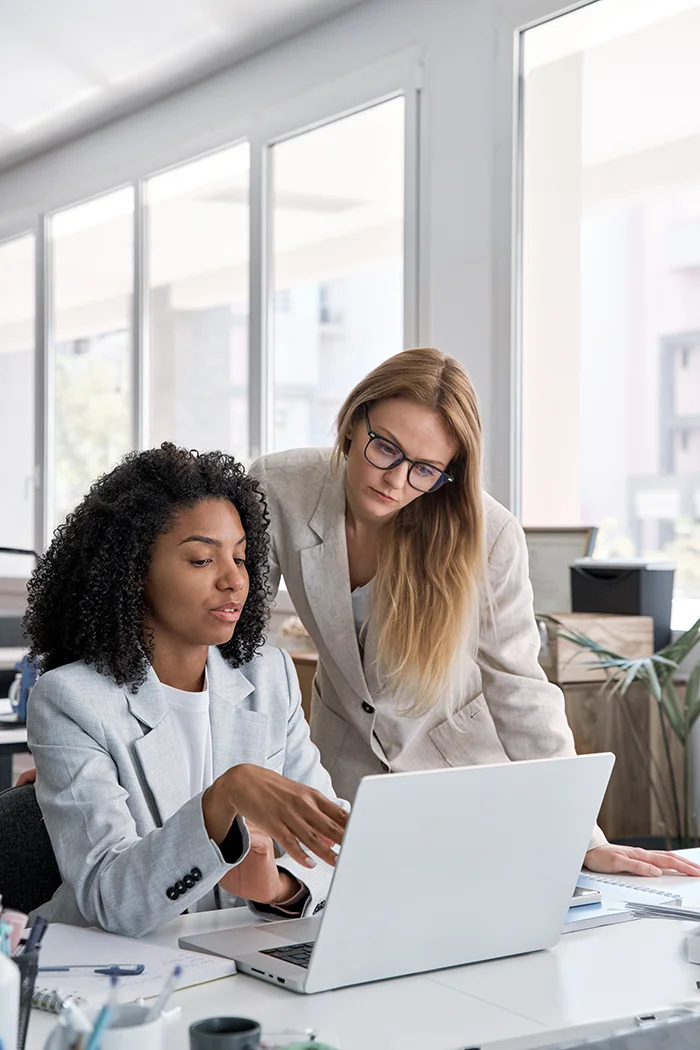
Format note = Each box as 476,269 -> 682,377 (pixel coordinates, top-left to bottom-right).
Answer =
31,660 -> 119,703
248,449 -> 335,526
27,661 -> 120,739
482,492 -> 526,561
249,448 -> 333,493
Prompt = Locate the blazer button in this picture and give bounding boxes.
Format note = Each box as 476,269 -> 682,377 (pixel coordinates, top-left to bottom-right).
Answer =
362,702 -> 375,714
183,873 -> 195,889
175,880 -> 186,896
191,867 -> 202,882
313,900 -> 326,915
166,886 -> 179,901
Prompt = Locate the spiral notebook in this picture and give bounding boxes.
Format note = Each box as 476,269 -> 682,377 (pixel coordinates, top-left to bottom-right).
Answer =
31,923 -> 236,1011
577,873 -> 683,906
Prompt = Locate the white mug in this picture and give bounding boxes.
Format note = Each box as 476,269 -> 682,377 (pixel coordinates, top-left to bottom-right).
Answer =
92,1002 -> 171,1050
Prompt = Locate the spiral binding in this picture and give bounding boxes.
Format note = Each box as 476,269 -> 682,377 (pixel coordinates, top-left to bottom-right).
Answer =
32,987 -> 88,1013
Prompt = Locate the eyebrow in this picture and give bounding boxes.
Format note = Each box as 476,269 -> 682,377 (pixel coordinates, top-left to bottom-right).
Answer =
178,534 -> 247,548
373,424 -> 448,471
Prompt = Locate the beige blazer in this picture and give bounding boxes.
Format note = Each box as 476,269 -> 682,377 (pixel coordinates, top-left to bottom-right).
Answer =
250,448 -> 605,849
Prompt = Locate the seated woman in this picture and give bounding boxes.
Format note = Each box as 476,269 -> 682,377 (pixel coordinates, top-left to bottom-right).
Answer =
24,443 -> 348,937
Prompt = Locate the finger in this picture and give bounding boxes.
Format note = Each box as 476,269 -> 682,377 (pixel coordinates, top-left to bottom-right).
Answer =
618,858 -> 663,877
294,822 -> 339,867
647,853 -> 700,876
275,827 -> 317,870
300,808 -> 346,847
296,797 -> 347,843
314,793 -> 349,826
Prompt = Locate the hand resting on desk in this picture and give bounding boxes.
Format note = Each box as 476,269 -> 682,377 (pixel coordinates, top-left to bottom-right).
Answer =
584,844 -> 700,878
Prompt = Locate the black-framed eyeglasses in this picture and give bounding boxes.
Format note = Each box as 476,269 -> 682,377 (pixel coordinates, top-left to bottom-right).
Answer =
363,408 -> 454,493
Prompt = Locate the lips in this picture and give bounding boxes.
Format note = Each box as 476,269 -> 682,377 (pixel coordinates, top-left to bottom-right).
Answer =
210,602 -> 242,621
370,487 -> 396,503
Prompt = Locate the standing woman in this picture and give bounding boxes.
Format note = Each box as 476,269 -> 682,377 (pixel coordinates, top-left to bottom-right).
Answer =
251,347 -> 700,879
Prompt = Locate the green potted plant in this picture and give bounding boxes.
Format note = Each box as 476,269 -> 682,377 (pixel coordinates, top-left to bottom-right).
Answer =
545,614 -> 700,848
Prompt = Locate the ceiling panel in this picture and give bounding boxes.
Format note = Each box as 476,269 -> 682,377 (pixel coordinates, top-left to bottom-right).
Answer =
0,0 -> 362,171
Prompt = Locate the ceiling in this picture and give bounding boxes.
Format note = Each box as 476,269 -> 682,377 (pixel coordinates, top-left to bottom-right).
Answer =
0,0 -> 363,173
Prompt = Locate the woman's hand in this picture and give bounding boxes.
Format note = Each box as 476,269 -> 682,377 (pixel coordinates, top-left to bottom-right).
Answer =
16,767 -> 37,787
219,823 -> 300,904
585,844 -> 700,877
202,763 -> 347,869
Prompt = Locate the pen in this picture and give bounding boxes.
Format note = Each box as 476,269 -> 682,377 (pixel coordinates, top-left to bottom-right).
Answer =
23,914 -> 47,954
85,1003 -> 113,1050
39,963 -> 145,976
145,963 -> 182,1022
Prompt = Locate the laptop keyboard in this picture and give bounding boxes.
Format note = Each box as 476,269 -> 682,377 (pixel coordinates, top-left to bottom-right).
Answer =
259,941 -> 314,969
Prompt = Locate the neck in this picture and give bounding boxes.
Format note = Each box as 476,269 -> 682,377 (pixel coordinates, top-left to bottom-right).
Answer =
149,633 -> 208,692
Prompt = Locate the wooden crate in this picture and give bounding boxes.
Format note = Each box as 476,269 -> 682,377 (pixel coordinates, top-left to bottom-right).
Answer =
539,613 -> 654,684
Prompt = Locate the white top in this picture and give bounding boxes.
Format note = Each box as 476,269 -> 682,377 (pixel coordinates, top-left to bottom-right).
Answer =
159,670 -> 213,795
351,579 -> 374,639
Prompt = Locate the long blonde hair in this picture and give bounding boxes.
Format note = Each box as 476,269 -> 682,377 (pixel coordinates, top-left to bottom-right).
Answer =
333,348 -> 485,717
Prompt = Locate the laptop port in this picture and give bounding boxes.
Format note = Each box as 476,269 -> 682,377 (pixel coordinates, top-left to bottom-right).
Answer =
276,977 -> 285,984
251,968 -> 264,975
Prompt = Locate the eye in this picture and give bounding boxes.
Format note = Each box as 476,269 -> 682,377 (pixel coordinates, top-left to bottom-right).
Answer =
234,557 -> 247,567
191,558 -> 212,567
378,441 -> 400,457
416,464 -> 439,478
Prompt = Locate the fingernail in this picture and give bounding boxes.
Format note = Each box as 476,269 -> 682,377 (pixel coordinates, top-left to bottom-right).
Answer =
304,857 -> 316,868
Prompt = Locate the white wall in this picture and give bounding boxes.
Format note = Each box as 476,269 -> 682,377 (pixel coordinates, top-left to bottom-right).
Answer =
0,0 -> 583,505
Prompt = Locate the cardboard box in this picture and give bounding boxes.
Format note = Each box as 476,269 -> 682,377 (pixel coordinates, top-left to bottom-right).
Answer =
539,613 -> 654,685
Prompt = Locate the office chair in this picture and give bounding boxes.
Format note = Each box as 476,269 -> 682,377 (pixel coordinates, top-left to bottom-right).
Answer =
0,784 -> 61,914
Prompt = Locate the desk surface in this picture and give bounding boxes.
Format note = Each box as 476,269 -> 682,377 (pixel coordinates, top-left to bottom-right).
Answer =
25,852 -> 700,1050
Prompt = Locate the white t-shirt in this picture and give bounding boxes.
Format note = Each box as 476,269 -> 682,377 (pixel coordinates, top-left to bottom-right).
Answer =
159,670 -> 214,796
351,579 -> 374,641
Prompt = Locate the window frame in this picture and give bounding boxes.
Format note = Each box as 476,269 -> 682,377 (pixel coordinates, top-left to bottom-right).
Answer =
0,53 -> 420,556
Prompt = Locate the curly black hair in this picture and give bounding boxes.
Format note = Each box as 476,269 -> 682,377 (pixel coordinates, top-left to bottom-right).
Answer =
23,443 -> 271,687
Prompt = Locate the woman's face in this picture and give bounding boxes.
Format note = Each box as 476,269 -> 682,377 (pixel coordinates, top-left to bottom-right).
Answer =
144,498 -> 249,650
345,397 -> 458,524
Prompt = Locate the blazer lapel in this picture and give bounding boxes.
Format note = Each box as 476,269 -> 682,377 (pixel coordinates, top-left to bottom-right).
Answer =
300,465 -> 374,706
207,647 -> 270,775
128,670 -> 191,824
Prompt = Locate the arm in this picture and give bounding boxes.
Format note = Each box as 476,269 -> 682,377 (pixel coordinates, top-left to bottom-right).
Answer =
477,517 -> 607,849
478,517 -> 579,761
220,648 -> 348,919
248,456 -> 281,599
28,681 -> 249,938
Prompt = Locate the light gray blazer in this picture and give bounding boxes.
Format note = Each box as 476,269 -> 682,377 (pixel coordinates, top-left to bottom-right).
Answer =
250,449 -> 605,849
27,644 -> 342,937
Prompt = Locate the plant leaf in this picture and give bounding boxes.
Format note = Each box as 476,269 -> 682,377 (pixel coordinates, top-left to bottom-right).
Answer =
685,660 -> 700,729
656,616 -> 700,686
661,678 -> 687,742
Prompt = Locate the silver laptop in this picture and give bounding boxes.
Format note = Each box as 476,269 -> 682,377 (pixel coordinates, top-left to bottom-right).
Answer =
180,753 -> 614,994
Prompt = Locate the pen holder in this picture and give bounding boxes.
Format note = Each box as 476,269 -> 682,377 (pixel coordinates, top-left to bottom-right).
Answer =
16,947 -> 39,1050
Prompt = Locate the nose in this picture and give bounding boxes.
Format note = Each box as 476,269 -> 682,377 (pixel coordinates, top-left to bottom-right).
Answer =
219,561 -> 246,592
383,460 -> 410,489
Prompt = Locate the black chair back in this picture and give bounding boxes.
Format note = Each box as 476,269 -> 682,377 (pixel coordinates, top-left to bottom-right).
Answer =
0,784 -> 61,914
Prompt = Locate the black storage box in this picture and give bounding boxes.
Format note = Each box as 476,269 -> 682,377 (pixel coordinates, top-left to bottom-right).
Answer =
570,559 -> 675,651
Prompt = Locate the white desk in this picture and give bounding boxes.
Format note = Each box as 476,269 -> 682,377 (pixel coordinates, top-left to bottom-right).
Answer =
25,854 -> 700,1050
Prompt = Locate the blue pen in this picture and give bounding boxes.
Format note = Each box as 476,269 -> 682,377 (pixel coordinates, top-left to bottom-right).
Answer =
85,1003 -> 113,1050
39,964 -> 145,976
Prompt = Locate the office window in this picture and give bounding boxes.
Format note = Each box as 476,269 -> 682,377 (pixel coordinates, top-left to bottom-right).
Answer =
270,97 -> 405,451
147,144 -> 250,457
51,189 -> 134,528
0,234 -> 35,575
520,0 -> 700,627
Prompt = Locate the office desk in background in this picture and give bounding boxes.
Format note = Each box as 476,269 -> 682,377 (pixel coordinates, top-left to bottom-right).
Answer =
25,853 -> 700,1050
